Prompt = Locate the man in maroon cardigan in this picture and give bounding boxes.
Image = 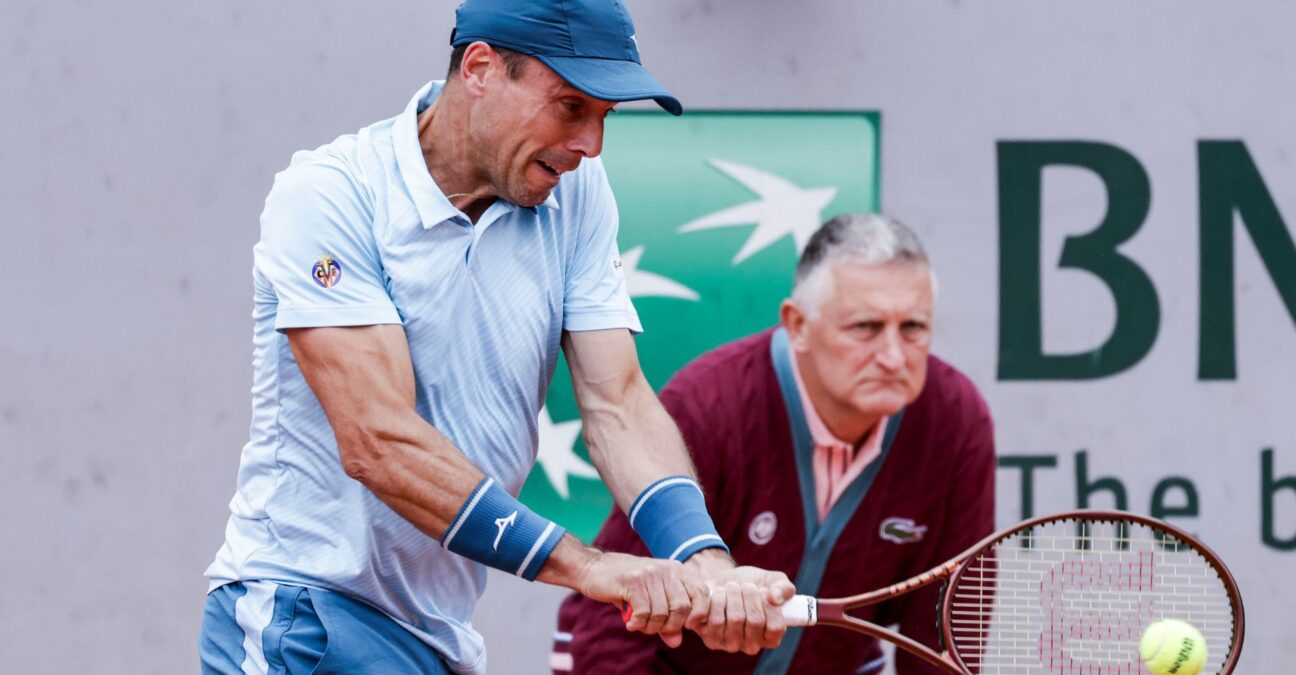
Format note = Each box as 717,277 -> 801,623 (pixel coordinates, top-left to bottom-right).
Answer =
552,213 -> 996,674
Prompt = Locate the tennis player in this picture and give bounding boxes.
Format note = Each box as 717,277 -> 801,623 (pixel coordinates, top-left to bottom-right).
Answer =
198,1 -> 793,673
554,214 -> 997,674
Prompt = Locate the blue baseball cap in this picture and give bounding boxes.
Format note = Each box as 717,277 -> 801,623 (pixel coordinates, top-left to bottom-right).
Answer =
450,0 -> 683,116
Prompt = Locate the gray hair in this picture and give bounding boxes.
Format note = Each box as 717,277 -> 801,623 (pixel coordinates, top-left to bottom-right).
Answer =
791,213 -> 935,315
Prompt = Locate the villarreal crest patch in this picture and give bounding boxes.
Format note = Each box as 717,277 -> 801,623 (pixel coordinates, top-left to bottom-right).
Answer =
312,254 -> 342,288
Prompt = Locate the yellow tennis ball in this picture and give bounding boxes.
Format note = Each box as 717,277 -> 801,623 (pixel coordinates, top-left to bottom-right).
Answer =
1140,619 -> 1208,675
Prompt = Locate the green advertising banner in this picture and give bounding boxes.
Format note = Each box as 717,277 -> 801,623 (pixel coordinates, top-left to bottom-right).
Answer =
521,111 -> 881,541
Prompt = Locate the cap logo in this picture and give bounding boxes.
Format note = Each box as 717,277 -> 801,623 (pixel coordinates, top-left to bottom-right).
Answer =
312,254 -> 343,288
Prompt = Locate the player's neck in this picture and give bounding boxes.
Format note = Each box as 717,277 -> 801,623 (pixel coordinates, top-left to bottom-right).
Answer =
417,94 -> 497,221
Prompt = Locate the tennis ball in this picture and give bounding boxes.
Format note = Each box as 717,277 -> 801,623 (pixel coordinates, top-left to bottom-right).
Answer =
1140,619 -> 1208,675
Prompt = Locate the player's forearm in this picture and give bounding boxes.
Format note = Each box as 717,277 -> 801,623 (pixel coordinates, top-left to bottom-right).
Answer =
564,329 -> 727,565
335,408 -> 486,538
341,409 -> 567,581
582,383 -> 733,565
291,324 -> 565,579
534,533 -> 600,590
289,324 -> 484,538
580,376 -> 698,511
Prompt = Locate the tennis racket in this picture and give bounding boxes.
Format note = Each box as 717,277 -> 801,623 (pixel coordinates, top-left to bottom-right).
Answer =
777,509 -> 1245,673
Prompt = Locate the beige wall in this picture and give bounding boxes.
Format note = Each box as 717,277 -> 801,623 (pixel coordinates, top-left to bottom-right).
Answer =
3,1 -> 1292,672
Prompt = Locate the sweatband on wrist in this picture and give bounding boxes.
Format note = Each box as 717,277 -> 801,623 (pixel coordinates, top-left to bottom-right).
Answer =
627,475 -> 729,562
441,477 -> 565,581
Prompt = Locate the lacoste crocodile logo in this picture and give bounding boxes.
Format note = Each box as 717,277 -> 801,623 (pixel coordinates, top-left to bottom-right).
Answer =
879,517 -> 927,544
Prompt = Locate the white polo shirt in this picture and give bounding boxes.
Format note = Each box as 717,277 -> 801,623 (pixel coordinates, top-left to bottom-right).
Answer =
205,81 -> 641,674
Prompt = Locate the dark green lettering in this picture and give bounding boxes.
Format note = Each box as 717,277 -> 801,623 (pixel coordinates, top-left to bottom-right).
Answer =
998,141 -> 1159,380
1151,477 -> 1199,550
1075,450 -> 1129,550
1198,141 -> 1296,379
1261,448 -> 1296,550
1075,450 -> 1128,510
1150,477 -> 1199,521
997,454 -> 1058,521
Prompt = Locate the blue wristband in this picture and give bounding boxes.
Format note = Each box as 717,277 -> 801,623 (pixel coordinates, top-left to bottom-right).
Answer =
442,477 -> 565,581
628,476 -> 729,562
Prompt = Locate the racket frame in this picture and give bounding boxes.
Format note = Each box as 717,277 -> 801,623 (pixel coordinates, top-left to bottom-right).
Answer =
801,509 -> 1246,674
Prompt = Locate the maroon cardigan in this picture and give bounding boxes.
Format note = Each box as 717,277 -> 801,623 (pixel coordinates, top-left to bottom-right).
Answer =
555,328 -> 996,674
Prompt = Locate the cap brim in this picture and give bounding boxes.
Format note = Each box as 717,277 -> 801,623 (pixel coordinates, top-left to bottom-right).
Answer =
535,55 -> 683,116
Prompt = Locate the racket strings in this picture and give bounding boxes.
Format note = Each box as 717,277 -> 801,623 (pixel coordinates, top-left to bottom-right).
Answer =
944,519 -> 1236,674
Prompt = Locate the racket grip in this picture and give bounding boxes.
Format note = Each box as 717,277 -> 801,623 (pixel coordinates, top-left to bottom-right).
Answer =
779,595 -> 817,626
622,595 -> 818,626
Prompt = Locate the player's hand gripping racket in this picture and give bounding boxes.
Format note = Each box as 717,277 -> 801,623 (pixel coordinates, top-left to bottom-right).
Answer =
777,510 -> 1245,673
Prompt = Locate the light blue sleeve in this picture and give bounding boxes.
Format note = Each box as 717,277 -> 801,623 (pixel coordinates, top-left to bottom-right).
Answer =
253,158 -> 402,331
562,158 -> 643,334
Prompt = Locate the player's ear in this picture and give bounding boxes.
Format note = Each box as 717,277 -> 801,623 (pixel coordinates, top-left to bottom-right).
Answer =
457,41 -> 495,96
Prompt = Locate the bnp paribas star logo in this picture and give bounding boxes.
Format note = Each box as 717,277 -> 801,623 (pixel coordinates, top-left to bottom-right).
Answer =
524,111 -> 881,540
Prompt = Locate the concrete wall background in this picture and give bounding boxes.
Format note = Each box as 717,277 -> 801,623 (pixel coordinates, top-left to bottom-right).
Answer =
3,1 -> 1292,672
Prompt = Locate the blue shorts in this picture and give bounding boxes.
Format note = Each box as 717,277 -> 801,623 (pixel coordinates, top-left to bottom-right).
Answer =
200,581 -> 450,674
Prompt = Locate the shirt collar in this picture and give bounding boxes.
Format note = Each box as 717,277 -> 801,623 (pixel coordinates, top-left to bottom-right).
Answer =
392,81 -> 559,231
787,338 -> 885,452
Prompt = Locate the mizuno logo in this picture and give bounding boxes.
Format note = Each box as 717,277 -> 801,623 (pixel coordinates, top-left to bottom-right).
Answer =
879,517 -> 928,544
494,511 -> 517,550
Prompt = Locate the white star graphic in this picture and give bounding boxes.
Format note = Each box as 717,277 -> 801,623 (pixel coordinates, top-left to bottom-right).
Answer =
535,405 -> 597,499
677,159 -> 838,265
621,245 -> 699,301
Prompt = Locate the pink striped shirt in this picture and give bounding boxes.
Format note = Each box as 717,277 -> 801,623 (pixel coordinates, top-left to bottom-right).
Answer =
789,344 -> 889,521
